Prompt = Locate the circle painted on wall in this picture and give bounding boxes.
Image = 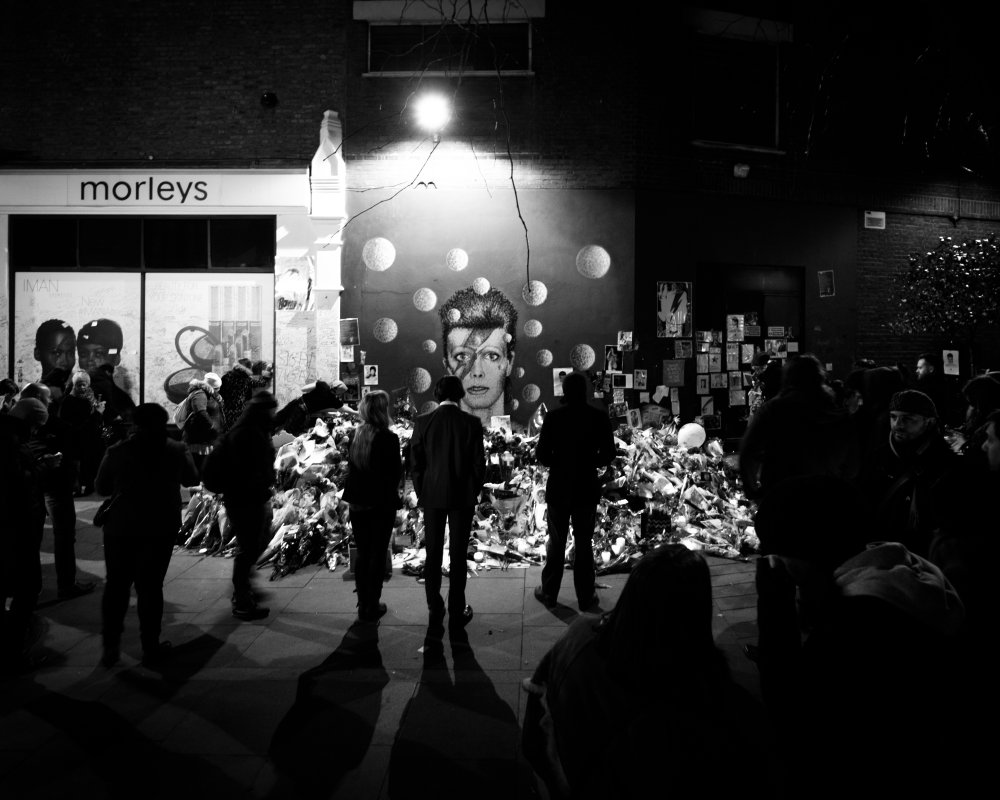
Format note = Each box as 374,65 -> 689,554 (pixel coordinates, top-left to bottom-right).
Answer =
570,344 -> 596,370
536,349 -> 553,367
373,318 -> 398,343
472,277 -> 491,295
422,339 -> 438,354
421,401 -> 439,414
523,319 -> 542,338
413,288 -> 438,311
522,280 -> 548,306
522,384 -> 541,403
408,367 -> 432,394
363,237 -> 396,271
446,248 -> 469,272
447,308 -> 461,323
576,245 -> 611,279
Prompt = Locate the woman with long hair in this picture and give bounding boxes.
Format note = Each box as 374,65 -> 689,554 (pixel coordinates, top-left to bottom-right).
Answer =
342,389 -> 403,623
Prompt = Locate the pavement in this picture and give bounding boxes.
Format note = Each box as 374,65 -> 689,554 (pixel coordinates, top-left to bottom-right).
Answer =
0,494 -> 761,799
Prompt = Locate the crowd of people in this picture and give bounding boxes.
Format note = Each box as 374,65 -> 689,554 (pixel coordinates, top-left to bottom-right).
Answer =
3,345 -> 999,795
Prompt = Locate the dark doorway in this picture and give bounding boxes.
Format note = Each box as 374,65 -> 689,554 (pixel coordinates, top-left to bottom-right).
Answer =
695,263 -> 804,440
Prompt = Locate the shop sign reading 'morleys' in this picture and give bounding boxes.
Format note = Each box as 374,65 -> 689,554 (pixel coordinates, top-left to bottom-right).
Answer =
76,174 -> 217,204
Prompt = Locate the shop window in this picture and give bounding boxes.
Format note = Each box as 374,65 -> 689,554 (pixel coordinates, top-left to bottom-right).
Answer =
9,216 -> 77,267
79,217 -> 141,268
210,217 -> 275,268
143,218 -> 209,269
11,215 -> 275,270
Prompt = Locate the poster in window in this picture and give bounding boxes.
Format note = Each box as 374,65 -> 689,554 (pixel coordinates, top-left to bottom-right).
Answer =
14,272 -> 142,404
145,273 -> 274,409
656,281 -> 692,338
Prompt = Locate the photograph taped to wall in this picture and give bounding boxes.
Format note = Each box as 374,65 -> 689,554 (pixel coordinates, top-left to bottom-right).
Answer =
696,353 -> 709,373
364,364 -> 379,385
611,372 -> 633,389
340,318 -> 360,346
618,330 -> 633,350
943,349 -> 959,375
144,273 -> 274,408
609,401 -> 628,418
710,372 -> 727,389
340,345 -> 355,363
741,344 -> 756,364
656,281 -> 692,338
726,314 -> 745,342
729,371 -> 742,389
627,408 -> 642,428
674,339 -> 693,358
553,367 -> 572,396
726,343 -> 739,371
15,271 -> 142,403
764,338 -> 788,358
708,350 -> 722,373
634,369 -> 647,390
662,359 -> 685,387
604,344 -> 621,373
701,396 -> 714,415
696,374 -> 709,394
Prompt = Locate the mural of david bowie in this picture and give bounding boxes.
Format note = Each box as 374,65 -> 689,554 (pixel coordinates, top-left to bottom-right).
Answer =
438,287 -> 517,428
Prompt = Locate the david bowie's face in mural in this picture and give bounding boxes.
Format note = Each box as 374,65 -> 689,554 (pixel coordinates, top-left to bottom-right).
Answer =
444,326 -> 513,420
35,330 -> 76,376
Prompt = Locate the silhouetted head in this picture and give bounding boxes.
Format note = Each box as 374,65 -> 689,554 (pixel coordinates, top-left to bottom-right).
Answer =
561,372 -> 588,404
434,374 -> 465,403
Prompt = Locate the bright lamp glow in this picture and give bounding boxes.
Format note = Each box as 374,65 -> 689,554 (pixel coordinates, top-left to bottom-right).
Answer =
415,94 -> 451,138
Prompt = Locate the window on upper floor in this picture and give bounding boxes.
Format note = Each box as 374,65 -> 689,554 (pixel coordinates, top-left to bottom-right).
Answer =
354,0 -> 545,77
687,8 -> 792,153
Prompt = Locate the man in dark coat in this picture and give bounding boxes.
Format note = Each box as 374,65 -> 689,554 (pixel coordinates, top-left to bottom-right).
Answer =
408,375 -> 486,629
95,403 -> 199,668
739,354 -> 859,509
218,391 -> 278,620
858,389 -> 960,558
533,371 -> 616,611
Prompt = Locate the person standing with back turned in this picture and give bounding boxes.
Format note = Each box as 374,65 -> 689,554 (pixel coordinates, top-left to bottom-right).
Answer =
409,375 -> 486,630
534,371 -> 616,611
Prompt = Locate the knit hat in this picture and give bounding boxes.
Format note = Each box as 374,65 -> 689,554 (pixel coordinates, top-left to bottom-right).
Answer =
834,542 -> 964,635
203,372 -> 223,390
888,389 -> 938,418
78,318 -> 123,353
9,397 -> 49,427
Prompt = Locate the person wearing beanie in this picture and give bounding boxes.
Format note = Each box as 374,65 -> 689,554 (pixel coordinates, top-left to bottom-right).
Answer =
857,388 -> 961,557
94,403 -> 198,668
177,373 -> 225,477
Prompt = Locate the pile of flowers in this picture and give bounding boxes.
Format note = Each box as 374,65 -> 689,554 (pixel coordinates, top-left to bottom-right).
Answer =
176,410 -> 759,580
